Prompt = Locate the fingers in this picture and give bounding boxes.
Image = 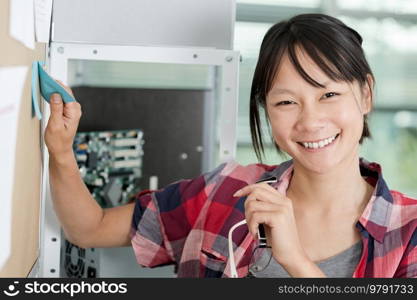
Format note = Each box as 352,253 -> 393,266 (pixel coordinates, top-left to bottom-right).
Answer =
246,210 -> 278,238
48,93 -> 82,131
63,101 -> 82,124
241,183 -> 293,237
49,93 -> 64,125
56,79 -> 75,97
234,182 -> 277,198
244,195 -> 283,238
245,201 -> 293,236
49,81 -> 80,123
45,82 -> 80,157
244,199 -> 278,217
235,183 -> 287,205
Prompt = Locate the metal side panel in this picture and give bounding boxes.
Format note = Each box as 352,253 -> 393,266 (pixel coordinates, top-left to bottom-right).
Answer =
52,0 -> 235,50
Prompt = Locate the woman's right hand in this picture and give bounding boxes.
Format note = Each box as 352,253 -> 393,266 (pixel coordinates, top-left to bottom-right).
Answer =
45,82 -> 82,158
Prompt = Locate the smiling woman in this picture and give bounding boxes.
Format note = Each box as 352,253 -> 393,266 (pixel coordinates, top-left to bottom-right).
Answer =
264,48 -> 372,174
241,14 -> 416,278
250,14 -> 374,161
45,13 -> 417,278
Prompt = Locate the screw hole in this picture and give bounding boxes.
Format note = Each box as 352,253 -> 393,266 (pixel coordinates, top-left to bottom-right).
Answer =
50,269 -> 56,273
51,238 -> 57,242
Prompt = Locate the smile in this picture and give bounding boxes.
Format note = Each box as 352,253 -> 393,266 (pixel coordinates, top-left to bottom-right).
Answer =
297,133 -> 340,150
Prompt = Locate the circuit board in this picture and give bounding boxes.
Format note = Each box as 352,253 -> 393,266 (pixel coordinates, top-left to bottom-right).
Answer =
73,129 -> 144,208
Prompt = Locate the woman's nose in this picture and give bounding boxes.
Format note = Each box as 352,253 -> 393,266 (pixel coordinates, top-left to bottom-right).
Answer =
294,104 -> 326,132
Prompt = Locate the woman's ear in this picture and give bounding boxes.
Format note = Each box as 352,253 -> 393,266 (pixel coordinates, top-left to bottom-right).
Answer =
361,74 -> 374,114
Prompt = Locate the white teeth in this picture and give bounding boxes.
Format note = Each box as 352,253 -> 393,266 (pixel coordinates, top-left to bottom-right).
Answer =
300,134 -> 338,149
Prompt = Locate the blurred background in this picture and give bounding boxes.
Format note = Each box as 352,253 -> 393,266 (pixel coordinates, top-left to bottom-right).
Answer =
234,0 -> 417,197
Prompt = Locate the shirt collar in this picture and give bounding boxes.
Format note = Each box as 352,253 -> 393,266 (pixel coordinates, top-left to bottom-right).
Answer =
259,157 -> 393,243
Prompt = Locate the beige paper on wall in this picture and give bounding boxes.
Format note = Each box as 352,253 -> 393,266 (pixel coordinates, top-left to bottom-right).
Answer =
0,0 -> 45,277
0,66 -> 28,269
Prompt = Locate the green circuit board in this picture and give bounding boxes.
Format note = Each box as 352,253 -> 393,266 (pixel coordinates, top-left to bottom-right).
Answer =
73,129 -> 144,208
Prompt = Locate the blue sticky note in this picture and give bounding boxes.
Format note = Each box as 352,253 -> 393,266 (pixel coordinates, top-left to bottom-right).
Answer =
31,61 -> 43,120
37,61 -> 76,103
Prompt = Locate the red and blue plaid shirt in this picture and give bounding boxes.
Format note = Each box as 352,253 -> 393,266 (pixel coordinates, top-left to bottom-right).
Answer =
130,158 -> 417,278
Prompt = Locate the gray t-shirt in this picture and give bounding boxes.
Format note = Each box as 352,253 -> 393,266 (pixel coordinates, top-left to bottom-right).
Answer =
248,240 -> 363,278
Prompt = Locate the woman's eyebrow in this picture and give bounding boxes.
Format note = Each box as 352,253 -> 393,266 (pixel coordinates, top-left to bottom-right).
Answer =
269,87 -> 296,95
269,80 -> 337,96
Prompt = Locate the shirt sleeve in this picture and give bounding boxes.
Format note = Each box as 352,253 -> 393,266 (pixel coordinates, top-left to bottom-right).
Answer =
130,162 -> 228,268
394,227 -> 417,278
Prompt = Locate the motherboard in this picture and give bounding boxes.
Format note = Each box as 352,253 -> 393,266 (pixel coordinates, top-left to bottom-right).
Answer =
73,129 -> 144,208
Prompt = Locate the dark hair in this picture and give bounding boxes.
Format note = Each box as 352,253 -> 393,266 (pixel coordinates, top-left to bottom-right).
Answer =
250,13 -> 375,162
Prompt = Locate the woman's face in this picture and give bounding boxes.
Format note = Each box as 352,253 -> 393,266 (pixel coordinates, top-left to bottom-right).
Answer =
266,50 -> 372,174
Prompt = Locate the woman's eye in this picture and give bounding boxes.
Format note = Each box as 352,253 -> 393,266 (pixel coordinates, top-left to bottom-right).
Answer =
276,100 -> 295,106
322,92 -> 339,99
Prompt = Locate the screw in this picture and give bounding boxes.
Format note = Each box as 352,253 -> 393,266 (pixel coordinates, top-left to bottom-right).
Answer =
225,56 -> 233,62
57,47 -> 64,54
93,49 -> 98,54
180,153 -> 188,160
193,54 -> 198,59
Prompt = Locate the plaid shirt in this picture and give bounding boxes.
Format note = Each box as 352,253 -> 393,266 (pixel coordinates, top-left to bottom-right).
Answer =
130,158 -> 417,278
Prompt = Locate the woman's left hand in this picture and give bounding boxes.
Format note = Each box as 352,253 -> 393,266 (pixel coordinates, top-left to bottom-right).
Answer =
234,182 -> 307,266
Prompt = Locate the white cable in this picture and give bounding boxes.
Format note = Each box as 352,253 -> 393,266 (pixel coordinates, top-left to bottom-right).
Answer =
228,178 -> 277,278
228,219 -> 247,278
